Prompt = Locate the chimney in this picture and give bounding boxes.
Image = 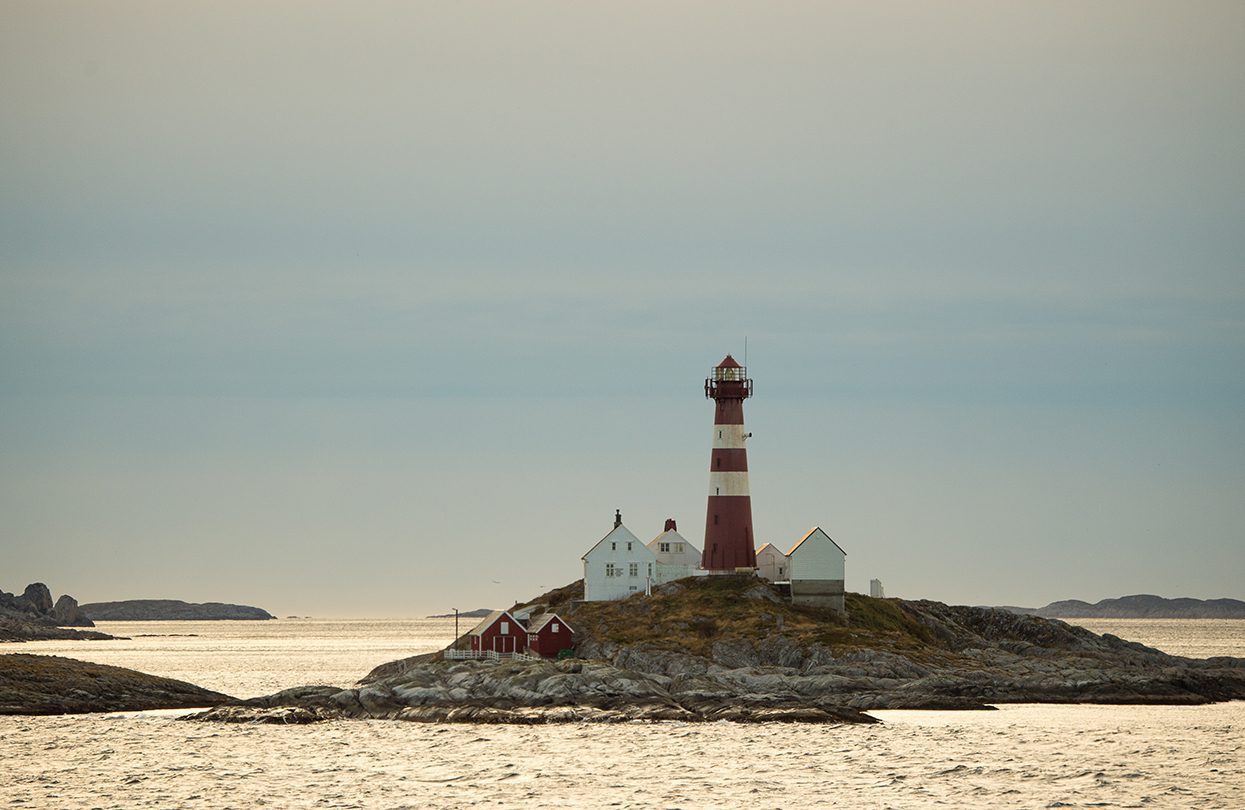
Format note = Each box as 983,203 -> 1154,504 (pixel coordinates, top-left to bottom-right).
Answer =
614,509 -> 622,528
664,518 -> 677,532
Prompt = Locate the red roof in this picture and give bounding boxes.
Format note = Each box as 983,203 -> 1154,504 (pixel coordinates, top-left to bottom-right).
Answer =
717,354 -> 742,368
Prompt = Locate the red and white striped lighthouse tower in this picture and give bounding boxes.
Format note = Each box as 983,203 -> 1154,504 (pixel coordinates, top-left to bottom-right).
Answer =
702,354 -> 757,572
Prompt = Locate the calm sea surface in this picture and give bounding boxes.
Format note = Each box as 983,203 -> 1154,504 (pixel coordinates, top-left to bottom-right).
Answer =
3,618 -> 1243,808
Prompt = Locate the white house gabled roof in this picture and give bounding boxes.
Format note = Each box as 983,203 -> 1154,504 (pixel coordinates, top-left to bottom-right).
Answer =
645,528 -> 700,554
786,526 -> 847,557
466,609 -> 519,636
526,612 -> 573,635
581,523 -> 651,560
755,542 -> 783,556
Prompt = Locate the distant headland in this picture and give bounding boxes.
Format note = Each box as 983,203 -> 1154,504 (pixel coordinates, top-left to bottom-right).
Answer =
998,595 -> 1245,619
426,608 -> 494,619
80,599 -> 275,621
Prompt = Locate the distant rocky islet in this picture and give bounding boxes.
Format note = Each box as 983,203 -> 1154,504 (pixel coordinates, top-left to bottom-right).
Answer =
425,608 -> 495,619
1000,594 -> 1245,619
79,599 -> 275,621
0,583 -> 111,642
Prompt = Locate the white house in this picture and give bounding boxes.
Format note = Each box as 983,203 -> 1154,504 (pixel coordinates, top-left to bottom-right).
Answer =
754,542 -> 788,582
582,510 -> 659,601
646,518 -> 702,583
786,527 -> 847,612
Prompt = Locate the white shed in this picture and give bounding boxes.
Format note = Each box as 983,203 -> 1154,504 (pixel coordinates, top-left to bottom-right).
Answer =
786,527 -> 847,612
646,518 -> 701,584
582,511 -> 659,601
755,542 -> 789,582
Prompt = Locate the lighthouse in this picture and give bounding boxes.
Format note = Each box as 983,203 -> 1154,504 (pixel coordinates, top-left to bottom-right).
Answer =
702,355 -> 757,572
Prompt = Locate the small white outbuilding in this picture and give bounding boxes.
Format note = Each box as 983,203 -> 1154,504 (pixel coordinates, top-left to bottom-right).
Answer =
786,527 -> 847,612
646,518 -> 701,583
754,542 -> 789,583
582,510 -> 658,601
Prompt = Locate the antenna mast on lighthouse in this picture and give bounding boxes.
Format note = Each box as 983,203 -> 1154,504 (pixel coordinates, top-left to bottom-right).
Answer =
702,354 -> 757,573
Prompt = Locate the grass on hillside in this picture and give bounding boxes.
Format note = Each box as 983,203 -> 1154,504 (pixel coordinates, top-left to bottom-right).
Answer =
516,576 -> 947,661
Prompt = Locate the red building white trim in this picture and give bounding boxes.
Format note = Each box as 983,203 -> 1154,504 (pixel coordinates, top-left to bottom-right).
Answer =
526,613 -> 574,658
702,355 -> 757,572
467,610 -> 527,654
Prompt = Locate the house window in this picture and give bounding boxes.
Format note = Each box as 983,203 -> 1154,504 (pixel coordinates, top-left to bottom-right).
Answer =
629,562 -> 638,577
627,542 -> 632,551
660,542 -> 670,553
552,623 -> 559,633
500,622 -> 509,635
629,586 -> 637,591
647,563 -> 653,577
611,542 -> 616,550
675,543 -> 683,553
606,563 -> 617,577
779,567 -> 785,578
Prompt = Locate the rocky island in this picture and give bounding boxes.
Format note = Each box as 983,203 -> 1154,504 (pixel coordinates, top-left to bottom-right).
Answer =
426,608 -> 495,619
0,654 -> 232,715
190,576 -> 1245,725
0,583 -> 114,642
1002,594 -> 1245,619
80,599 -> 275,621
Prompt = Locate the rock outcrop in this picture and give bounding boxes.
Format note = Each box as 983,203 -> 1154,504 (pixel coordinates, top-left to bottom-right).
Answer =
0,582 -> 108,641
189,659 -> 877,725
0,619 -> 114,643
80,599 -> 275,621
0,654 -> 232,715
194,577 -> 1245,726
51,595 -> 92,627
21,583 -> 54,614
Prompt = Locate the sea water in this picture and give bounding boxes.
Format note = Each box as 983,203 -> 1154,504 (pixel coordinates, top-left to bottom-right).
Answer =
2,619 -> 1242,808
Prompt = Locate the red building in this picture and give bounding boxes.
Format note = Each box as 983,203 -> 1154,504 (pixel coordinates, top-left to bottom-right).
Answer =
526,613 -> 574,658
468,610 -> 527,654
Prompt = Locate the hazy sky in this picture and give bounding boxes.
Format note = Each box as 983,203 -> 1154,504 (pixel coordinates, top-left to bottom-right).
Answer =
2,2 -> 1242,616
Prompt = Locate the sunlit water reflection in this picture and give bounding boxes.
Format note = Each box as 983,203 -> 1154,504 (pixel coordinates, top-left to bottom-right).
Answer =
3,617 -> 1242,808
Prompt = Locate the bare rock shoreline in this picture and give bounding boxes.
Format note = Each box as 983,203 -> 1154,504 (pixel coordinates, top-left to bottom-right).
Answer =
188,642 -> 1245,726
4,578 -> 1241,722
190,659 -> 879,725
187,582 -> 1245,726
0,654 -> 231,715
